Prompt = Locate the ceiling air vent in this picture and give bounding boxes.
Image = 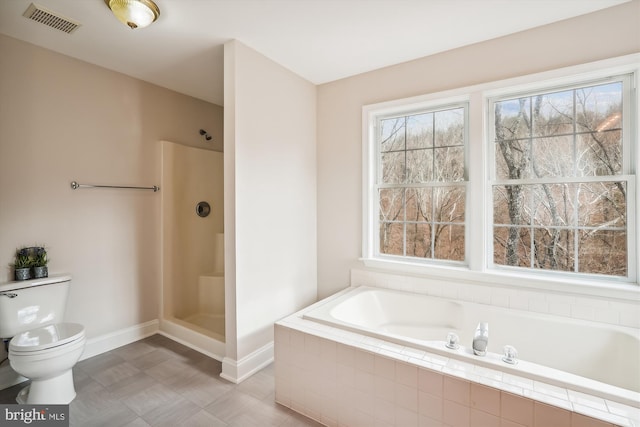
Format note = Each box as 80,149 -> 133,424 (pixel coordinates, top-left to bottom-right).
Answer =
23,3 -> 81,34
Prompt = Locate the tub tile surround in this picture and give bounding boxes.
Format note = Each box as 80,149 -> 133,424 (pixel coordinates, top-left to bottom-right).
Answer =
274,283 -> 640,427
274,322 -> 638,427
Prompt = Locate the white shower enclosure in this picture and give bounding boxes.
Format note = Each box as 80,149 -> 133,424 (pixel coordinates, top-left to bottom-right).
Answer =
160,140 -> 225,358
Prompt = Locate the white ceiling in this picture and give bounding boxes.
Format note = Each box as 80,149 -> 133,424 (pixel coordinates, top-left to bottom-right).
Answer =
0,0 -> 630,106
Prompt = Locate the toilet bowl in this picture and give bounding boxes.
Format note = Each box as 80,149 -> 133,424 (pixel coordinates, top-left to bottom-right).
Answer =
9,323 -> 86,404
0,275 -> 85,404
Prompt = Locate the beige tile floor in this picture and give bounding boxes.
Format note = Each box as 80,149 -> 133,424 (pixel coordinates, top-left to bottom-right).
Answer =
0,334 -> 322,427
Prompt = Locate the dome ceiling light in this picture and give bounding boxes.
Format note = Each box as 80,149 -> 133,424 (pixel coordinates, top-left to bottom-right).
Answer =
104,0 -> 160,29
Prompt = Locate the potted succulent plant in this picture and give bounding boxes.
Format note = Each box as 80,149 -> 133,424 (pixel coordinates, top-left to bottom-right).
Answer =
32,246 -> 48,279
12,247 -> 34,281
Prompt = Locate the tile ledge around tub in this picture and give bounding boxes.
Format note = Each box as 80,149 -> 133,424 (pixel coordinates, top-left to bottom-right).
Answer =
275,310 -> 640,427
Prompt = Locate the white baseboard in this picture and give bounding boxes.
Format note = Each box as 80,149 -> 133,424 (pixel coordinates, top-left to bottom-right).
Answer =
220,341 -> 274,384
80,319 -> 159,361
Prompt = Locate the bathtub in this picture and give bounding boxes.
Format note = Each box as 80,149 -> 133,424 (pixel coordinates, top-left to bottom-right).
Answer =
275,285 -> 640,427
302,286 -> 640,405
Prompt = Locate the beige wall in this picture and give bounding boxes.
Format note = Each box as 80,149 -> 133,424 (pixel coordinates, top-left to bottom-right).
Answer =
316,1 -> 640,299
223,40 -> 317,378
0,34 -> 223,338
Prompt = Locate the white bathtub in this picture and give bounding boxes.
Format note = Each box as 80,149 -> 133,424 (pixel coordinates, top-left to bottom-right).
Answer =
302,286 -> 640,407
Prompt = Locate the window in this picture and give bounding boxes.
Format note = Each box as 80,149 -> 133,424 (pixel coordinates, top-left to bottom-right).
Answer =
375,104 -> 467,263
363,56 -> 638,287
490,76 -> 633,277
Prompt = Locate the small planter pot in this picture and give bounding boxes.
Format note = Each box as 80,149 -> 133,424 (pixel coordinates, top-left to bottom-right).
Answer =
15,267 -> 31,281
33,266 -> 48,279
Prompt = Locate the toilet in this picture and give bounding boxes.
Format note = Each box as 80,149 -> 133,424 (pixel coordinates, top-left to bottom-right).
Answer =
0,275 -> 85,404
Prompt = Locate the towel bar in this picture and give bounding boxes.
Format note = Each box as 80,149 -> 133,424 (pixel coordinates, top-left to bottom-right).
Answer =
70,181 -> 159,192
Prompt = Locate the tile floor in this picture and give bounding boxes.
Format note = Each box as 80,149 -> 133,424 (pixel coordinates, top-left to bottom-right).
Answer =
0,334 -> 323,427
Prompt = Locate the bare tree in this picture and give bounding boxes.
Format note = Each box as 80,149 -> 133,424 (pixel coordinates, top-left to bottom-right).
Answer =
494,98 -> 532,265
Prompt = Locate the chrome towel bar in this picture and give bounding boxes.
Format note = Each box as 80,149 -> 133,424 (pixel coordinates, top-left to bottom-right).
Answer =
70,181 -> 159,192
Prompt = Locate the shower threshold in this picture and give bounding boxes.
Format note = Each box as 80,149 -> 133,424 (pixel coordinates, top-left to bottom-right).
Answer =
183,313 -> 225,337
160,316 -> 225,360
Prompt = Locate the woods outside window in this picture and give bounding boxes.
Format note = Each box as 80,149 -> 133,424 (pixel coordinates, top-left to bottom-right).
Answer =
377,105 -> 467,263
490,76 -> 633,278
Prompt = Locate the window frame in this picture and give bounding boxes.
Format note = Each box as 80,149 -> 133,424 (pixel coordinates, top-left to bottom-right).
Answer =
363,94 -> 471,266
373,101 -> 470,265
487,74 -> 636,281
362,54 -> 639,297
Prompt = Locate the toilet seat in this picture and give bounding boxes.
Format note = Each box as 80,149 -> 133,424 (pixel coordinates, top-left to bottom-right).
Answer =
9,323 -> 85,353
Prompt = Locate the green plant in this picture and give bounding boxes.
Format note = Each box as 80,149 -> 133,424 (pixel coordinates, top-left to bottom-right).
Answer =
12,247 -> 34,269
33,246 -> 48,267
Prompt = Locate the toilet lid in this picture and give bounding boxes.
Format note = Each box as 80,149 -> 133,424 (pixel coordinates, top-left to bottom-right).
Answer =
9,323 -> 85,352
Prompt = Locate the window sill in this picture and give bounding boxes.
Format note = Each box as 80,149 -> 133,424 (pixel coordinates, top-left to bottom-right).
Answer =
360,257 -> 640,302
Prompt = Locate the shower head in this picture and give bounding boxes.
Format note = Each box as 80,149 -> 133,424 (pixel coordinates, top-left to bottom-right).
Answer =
199,129 -> 212,142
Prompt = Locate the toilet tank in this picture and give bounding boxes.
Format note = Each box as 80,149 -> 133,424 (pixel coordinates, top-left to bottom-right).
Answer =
0,275 -> 71,338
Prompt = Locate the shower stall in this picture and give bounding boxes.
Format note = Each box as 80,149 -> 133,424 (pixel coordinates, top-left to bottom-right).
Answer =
160,140 -> 225,358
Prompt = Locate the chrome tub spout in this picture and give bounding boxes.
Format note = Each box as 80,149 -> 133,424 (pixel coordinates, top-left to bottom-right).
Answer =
472,322 -> 489,356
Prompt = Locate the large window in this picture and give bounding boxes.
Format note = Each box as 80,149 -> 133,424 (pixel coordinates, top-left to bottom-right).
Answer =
490,77 -> 632,277
376,104 -> 467,262
363,58 -> 637,286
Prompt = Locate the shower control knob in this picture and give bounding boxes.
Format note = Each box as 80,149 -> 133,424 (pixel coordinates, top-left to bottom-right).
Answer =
196,201 -> 211,217
445,332 -> 460,350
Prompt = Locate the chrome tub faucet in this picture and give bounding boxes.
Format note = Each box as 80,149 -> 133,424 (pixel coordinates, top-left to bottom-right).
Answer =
472,322 -> 489,356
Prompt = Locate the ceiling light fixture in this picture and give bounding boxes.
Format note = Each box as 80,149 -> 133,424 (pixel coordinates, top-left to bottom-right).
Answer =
104,0 -> 160,29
